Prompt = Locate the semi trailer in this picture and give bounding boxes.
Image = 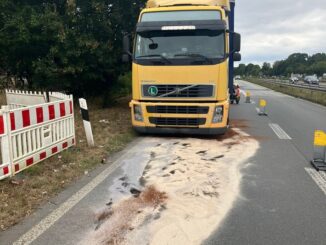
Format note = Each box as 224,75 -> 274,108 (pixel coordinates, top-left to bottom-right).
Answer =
123,0 -> 241,135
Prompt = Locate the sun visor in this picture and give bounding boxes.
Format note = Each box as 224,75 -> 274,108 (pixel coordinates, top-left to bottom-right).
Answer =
136,20 -> 226,32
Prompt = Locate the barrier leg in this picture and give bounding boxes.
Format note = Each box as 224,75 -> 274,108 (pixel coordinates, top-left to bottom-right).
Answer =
0,106 -> 14,180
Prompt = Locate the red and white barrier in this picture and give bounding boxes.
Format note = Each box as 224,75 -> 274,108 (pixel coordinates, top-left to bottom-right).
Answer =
0,108 -> 13,180
0,91 -> 75,180
5,90 -> 46,109
48,92 -> 72,102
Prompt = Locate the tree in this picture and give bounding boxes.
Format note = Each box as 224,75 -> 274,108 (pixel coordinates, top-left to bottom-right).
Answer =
0,0 -> 146,96
261,62 -> 272,76
272,60 -> 287,76
245,63 -> 261,76
235,63 -> 246,76
307,61 -> 326,76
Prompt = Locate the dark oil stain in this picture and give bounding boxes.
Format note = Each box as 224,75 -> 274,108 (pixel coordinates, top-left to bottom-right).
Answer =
121,182 -> 129,187
119,176 -> 127,181
196,150 -> 207,155
153,213 -> 161,220
159,204 -> 167,211
139,177 -> 147,186
130,187 -> 141,197
150,152 -> 156,159
210,155 -> 225,161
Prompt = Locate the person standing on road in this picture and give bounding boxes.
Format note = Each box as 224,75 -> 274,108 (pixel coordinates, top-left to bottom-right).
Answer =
235,84 -> 241,98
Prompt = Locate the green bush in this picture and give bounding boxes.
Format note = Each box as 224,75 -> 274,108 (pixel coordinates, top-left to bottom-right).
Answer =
102,72 -> 132,108
0,0 -> 145,96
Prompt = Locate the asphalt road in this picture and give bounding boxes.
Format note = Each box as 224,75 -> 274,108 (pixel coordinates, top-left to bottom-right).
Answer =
205,80 -> 326,245
1,80 -> 326,245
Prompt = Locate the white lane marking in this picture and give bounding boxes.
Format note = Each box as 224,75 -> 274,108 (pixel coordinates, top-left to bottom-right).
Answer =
269,123 -> 292,140
13,141 -> 141,245
320,171 -> 326,180
305,168 -> 326,196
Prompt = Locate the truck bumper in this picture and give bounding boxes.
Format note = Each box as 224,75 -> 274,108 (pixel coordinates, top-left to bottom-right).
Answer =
133,126 -> 228,135
130,100 -> 229,136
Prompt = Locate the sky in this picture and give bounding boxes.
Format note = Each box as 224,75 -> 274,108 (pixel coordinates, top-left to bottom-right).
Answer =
235,0 -> 326,65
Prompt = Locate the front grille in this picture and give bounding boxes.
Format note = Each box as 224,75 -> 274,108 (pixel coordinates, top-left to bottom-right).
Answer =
147,106 -> 209,114
142,84 -> 214,98
149,117 -> 206,126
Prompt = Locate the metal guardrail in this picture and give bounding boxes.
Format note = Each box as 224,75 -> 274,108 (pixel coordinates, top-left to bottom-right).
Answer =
263,79 -> 326,92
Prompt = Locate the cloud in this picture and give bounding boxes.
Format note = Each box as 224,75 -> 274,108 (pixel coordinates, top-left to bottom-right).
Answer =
235,0 -> 326,65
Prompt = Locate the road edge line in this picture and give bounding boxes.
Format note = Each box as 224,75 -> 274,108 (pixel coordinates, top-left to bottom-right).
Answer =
13,141 -> 140,245
305,167 -> 326,196
269,123 -> 292,140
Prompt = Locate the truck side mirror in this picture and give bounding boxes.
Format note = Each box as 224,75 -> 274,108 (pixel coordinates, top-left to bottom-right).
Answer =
122,35 -> 132,62
233,52 -> 241,62
233,33 -> 241,52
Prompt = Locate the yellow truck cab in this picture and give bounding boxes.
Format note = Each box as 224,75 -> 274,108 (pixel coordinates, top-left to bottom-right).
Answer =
123,0 -> 241,135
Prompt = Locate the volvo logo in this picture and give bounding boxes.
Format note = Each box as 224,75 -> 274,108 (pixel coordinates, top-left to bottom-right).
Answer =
148,86 -> 158,96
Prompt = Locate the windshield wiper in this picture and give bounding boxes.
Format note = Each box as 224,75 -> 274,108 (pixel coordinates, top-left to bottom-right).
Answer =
174,53 -> 213,64
136,54 -> 172,64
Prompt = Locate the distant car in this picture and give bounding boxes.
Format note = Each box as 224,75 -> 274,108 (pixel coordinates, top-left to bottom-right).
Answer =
304,75 -> 319,85
289,77 -> 299,84
235,75 -> 241,80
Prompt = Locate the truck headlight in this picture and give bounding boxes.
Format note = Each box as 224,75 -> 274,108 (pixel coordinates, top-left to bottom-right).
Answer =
212,106 -> 223,123
134,105 -> 143,122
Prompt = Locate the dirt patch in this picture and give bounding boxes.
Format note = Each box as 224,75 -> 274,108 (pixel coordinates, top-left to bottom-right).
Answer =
126,130 -> 259,245
217,119 -> 251,141
82,186 -> 167,245
0,96 -> 135,231
217,128 -> 239,141
83,128 -> 259,245
139,186 -> 167,207
230,119 -> 249,129
217,123 -> 267,147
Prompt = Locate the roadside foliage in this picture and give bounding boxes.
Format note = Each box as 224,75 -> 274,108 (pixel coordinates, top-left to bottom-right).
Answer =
235,53 -> 326,77
0,0 -> 146,96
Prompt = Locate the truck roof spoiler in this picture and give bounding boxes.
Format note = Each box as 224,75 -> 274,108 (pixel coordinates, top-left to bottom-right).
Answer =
146,0 -> 231,10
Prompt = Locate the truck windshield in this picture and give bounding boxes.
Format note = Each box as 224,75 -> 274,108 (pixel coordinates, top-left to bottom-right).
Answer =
134,30 -> 225,65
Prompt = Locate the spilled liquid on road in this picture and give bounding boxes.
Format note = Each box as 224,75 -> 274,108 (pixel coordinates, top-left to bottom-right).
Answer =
81,127 -> 259,245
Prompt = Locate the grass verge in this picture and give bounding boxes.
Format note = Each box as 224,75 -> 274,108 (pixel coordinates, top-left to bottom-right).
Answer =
248,78 -> 326,106
0,96 -> 135,231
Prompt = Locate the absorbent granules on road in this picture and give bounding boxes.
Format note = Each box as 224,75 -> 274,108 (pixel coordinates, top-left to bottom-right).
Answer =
81,128 -> 259,245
